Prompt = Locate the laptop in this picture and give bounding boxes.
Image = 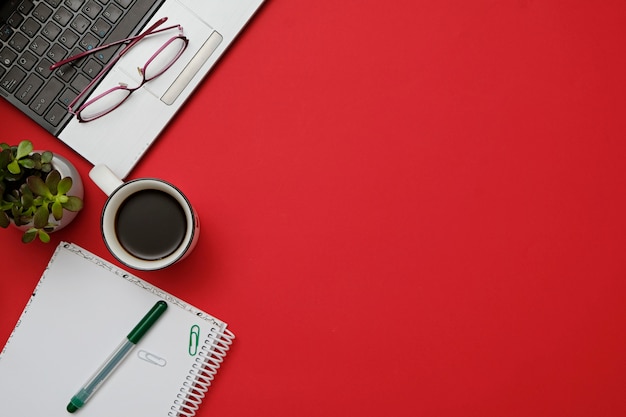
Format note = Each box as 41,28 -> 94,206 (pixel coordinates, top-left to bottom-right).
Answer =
0,0 -> 263,179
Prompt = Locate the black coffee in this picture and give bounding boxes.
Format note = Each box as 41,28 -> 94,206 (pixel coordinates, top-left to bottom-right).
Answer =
115,189 -> 187,260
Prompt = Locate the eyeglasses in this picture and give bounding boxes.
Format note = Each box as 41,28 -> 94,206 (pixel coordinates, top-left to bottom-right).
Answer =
51,17 -> 189,122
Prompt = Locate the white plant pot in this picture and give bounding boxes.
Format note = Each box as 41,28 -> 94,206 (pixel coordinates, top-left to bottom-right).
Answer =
13,153 -> 84,233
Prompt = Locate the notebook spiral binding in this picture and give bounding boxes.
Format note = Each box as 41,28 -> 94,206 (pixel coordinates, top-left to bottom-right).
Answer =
169,328 -> 235,417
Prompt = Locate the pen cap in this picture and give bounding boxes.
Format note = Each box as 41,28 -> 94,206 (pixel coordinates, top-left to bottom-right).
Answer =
127,301 -> 168,344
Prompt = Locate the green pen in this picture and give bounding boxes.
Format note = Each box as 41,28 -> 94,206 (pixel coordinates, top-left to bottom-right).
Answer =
66,300 -> 168,413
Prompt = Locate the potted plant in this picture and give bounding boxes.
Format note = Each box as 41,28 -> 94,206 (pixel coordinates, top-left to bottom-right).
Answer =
0,140 -> 84,243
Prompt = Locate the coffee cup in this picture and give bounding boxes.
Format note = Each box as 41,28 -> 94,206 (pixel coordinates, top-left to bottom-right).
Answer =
89,165 -> 200,270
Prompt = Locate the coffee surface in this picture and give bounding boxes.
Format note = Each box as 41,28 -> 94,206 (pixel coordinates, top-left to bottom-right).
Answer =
115,189 -> 187,260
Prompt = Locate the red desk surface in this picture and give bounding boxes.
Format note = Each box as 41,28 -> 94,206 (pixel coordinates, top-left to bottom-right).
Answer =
2,2 -> 626,416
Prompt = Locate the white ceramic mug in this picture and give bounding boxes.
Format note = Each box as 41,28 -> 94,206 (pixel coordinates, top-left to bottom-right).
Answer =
90,165 -> 200,270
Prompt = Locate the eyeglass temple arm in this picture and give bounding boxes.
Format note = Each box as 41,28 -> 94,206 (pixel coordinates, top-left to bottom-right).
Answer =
49,17 -> 178,70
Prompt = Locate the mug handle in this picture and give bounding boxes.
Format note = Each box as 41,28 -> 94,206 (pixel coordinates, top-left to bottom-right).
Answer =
89,165 -> 124,196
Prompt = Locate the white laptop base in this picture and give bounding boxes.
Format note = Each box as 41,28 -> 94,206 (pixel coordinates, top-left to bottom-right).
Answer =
58,0 -> 263,179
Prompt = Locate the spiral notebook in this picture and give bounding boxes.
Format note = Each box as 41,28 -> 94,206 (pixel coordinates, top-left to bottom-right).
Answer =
0,242 -> 234,417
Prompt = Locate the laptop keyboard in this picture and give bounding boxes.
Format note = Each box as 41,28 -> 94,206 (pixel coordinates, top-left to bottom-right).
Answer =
0,0 -> 164,134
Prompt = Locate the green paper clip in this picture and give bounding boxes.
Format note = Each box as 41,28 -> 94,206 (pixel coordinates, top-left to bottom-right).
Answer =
189,324 -> 200,356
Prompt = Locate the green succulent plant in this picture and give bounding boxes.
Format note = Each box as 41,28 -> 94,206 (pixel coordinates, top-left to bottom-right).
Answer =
0,140 -> 83,243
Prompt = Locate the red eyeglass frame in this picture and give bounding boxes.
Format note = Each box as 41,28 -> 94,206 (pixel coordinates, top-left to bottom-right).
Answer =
51,17 -> 189,122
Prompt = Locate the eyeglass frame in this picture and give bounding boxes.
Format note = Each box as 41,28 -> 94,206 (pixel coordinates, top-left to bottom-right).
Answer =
50,17 -> 189,122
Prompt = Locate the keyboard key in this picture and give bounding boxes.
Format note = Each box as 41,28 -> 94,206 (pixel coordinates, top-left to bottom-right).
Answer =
15,73 -> 44,104
45,0 -> 63,7
80,33 -> 100,50
59,87 -> 78,106
68,47 -> 88,67
71,14 -> 90,34
7,12 -> 24,28
42,21 -> 62,41
21,18 -> 41,37
83,1 -> 103,19
0,46 -> 18,67
71,73 -> 90,91
30,76 -> 63,115
18,0 -> 35,14
32,3 -> 53,23
18,50 -> 38,71
93,42 -> 125,64
53,7 -> 73,26
82,58 -> 103,78
29,36 -> 51,56
59,29 -> 79,49
46,43 -> 68,62
45,103 -> 68,126
55,64 -> 76,82
1,66 -> 26,93
9,32 -> 29,52
35,58 -> 54,78
1,24 -> 14,42
103,4 -> 123,23
64,0 -> 84,12
92,18 -> 111,38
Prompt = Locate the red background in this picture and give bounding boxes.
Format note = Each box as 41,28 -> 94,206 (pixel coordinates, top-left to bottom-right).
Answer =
2,1 -> 626,416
